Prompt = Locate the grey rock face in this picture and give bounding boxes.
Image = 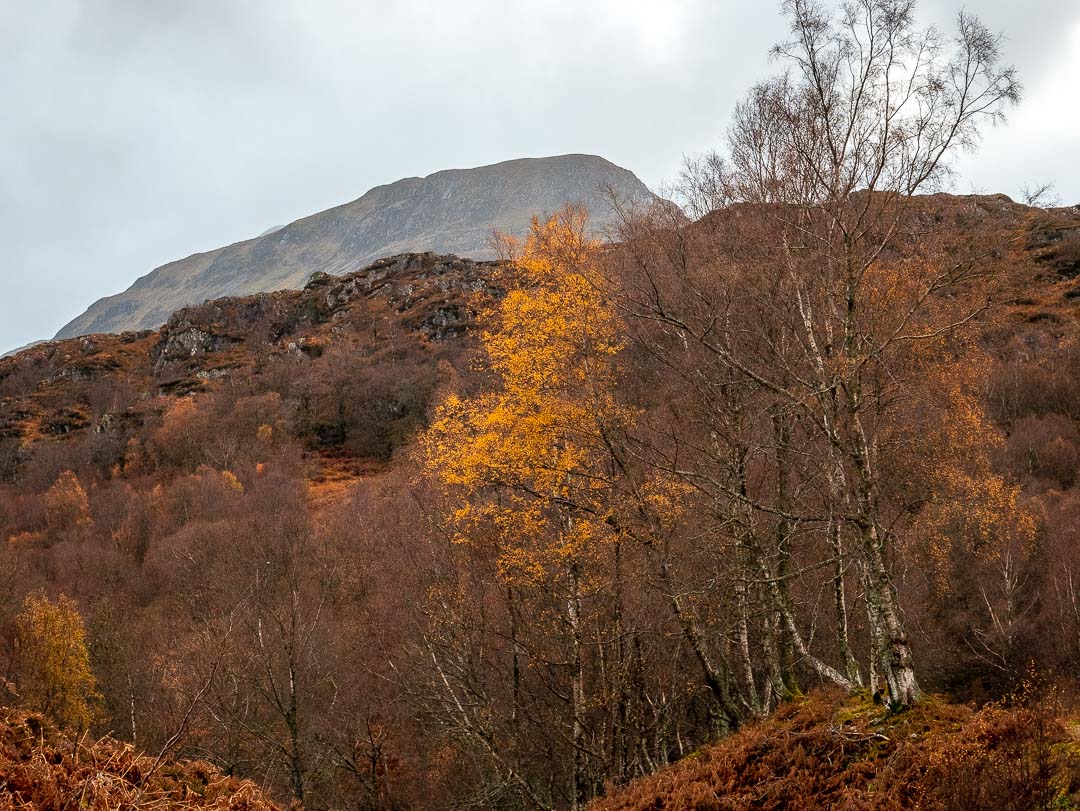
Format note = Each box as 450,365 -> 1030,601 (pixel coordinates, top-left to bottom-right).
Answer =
57,154 -> 653,339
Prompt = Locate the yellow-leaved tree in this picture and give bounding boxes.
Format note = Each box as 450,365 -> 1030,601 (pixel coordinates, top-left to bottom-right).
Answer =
15,592 -> 101,731
916,366 -> 1037,588
909,360 -> 1038,676
420,207 -> 629,808
43,470 -> 92,534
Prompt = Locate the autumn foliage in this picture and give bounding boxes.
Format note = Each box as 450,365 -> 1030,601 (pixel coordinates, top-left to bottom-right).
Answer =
420,208 -> 636,806
2,2 -> 1079,808
0,706 -> 278,810
588,690 -> 1080,811
422,207 -> 627,582
13,593 -> 100,732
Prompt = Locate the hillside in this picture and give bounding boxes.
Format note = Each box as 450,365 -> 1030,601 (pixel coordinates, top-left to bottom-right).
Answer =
4,195 -> 1080,808
588,690 -> 1080,811
0,342 -> 45,361
14,194 -> 1076,465
8,0 -> 1078,805
55,154 -> 653,339
0,706 -> 279,810
2,252 -> 499,469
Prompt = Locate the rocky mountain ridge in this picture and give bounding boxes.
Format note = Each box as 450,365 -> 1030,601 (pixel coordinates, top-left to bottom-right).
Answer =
55,154 -> 653,339
1,252 -> 501,458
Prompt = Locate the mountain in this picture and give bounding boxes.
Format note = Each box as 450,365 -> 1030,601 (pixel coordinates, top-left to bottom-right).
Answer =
55,154 -> 654,339
0,340 -> 45,359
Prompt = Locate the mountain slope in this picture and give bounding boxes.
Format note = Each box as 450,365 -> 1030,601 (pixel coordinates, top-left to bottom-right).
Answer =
2,252 -> 499,457
5,195 -> 1080,809
0,341 -> 45,360
56,154 -> 653,339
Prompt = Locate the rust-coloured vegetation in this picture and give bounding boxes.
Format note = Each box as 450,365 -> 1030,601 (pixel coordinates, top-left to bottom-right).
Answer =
589,691 -> 1080,811
5,2 -> 1080,807
0,252 -> 498,474
0,707 -> 279,810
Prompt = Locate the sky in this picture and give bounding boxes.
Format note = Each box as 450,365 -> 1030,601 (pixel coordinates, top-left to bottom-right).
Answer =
2,0 -> 1079,354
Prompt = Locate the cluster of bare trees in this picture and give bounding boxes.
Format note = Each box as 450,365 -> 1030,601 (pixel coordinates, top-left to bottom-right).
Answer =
406,1 -> 1026,805
618,0 -> 1019,708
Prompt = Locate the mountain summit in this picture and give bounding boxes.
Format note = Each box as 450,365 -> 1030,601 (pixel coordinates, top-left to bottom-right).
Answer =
56,154 -> 653,339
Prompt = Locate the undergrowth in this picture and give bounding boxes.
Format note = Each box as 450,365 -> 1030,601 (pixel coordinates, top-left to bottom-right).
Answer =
590,689 -> 1080,811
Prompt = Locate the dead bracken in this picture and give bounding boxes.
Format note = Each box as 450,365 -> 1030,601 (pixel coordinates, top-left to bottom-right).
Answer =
0,707 -> 279,810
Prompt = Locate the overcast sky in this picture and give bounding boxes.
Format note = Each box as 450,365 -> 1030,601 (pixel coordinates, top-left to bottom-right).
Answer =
2,0 -> 1079,354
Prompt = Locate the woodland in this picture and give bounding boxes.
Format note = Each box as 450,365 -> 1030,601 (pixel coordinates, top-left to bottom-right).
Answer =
5,1 -> 1080,809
